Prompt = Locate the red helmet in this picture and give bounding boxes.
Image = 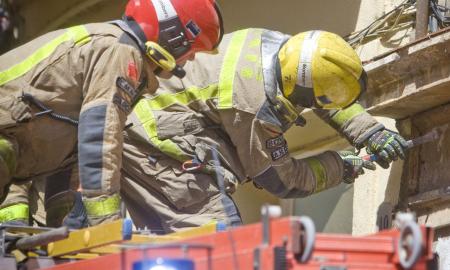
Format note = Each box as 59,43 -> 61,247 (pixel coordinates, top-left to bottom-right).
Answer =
125,0 -> 224,63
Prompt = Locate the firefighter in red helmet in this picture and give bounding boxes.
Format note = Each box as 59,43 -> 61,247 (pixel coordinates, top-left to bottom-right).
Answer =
0,0 -> 224,227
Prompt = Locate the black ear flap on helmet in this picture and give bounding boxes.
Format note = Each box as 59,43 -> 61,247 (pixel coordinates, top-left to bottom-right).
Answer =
290,85 -> 320,109
346,69 -> 367,108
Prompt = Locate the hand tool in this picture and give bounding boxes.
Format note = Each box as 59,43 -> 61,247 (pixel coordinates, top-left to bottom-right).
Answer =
362,124 -> 447,161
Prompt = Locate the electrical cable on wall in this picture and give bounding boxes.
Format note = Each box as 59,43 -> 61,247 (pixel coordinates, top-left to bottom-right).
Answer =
345,0 -> 450,48
430,0 -> 450,28
344,0 -> 417,48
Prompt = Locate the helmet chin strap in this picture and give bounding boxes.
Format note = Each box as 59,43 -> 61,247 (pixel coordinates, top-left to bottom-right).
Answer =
275,55 -> 284,93
154,66 -> 162,76
153,66 -> 186,79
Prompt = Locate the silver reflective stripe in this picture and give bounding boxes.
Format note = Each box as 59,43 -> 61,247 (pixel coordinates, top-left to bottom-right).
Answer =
260,30 -> 290,101
297,31 -> 321,88
152,0 -> 178,21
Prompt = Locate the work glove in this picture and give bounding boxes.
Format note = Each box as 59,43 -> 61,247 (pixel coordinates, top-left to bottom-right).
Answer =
365,129 -> 409,169
338,151 -> 376,184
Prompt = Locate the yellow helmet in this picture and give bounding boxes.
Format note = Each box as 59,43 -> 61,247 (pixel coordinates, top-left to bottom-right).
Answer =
277,31 -> 366,109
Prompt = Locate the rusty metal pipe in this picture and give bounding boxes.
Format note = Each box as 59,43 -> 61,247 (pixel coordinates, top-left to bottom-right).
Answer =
416,0 -> 430,40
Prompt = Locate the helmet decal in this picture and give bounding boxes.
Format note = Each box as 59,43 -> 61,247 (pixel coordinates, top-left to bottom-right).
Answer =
186,20 -> 201,38
317,95 -> 332,105
152,0 -> 178,21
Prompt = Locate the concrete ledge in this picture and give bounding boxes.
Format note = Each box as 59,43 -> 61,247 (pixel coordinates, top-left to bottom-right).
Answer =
408,186 -> 450,209
417,200 -> 450,229
363,30 -> 450,119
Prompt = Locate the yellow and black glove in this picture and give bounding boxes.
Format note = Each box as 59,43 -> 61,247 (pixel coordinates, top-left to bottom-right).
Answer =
365,129 -> 409,169
338,150 -> 376,184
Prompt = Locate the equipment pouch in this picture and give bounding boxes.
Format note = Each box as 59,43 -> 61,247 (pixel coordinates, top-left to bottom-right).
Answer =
0,95 -> 32,129
154,111 -> 205,140
138,153 -> 216,210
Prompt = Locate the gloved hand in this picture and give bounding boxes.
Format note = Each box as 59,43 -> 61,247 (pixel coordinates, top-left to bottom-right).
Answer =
338,151 -> 376,184
365,129 -> 409,169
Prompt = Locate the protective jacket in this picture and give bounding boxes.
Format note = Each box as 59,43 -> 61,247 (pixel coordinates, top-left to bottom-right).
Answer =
122,28 -> 383,230
0,22 -> 157,202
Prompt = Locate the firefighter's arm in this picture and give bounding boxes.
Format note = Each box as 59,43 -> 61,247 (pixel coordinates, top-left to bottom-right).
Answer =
253,151 -> 344,198
78,40 -> 146,224
313,103 -> 384,148
249,120 -> 345,197
220,109 -> 344,198
313,103 -> 408,168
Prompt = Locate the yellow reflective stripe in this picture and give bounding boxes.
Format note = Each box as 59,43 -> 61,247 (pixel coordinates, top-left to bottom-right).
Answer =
0,203 -> 29,222
158,140 -> 190,162
69,25 -> 91,45
0,25 -> 90,86
0,136 -> 16,175
134,99 -> 189,162
331,103 -> 365,128
133,85 -> 218,162
83,194 -> 121,217
218,29 -> 249,109
146,84 -> 218,109
304,157 -> 327,193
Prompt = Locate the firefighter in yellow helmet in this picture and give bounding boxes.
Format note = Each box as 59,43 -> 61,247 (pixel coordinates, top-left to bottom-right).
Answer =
117,28 -> 408,233
277,31 -> 407,171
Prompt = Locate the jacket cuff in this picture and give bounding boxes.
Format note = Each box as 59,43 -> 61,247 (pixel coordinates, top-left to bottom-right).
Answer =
330,104 -> 385,148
